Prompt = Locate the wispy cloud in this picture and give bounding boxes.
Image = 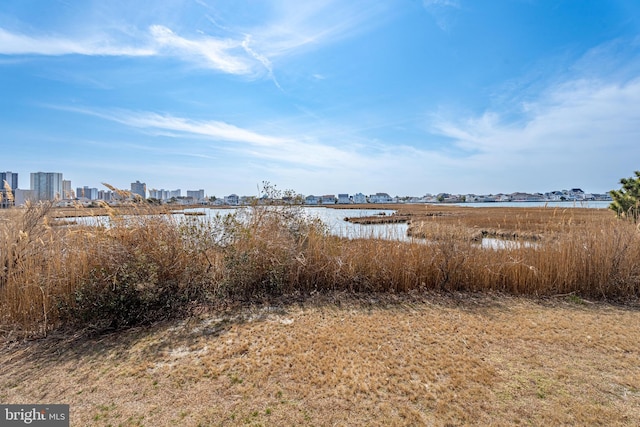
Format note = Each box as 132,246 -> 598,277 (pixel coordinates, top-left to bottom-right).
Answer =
427,76 -> 640,191
422,0 -> 461,31
148,25 -> 256,75
0,0 -> 391,82
246,0 -> 391,58
240,34 -> 281,87
58,106 -> 289,147
0,26 -> 258,75
51,105 -> 364,169
0,27 -> 155,56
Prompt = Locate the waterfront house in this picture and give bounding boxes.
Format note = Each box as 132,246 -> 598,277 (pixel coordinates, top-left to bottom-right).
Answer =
352,193 -> 367,204
369,192 -> 392,203
321,195 -> 337,204
337,194 -> 351,204
305,195 -> 320,205
224,194 -> 239,206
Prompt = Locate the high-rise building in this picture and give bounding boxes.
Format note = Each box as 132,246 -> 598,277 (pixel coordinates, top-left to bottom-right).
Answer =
62,180 -> 73,199
30,172 -> 63,201
97,190 -> 113,201
76,186 -> 98,200
0,171 -> 18,208
1,171 -> 18,190
187,189 -> 205,200
131,180 -> 147,199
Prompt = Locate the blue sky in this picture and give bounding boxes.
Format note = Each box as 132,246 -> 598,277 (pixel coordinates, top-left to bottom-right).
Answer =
1,0 -> 640,197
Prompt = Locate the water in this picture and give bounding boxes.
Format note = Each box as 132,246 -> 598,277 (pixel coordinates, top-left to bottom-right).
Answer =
185,207 -> 528,248
63,205 -> 565,248
303,207 -> 408,240
182,206 -> 406,241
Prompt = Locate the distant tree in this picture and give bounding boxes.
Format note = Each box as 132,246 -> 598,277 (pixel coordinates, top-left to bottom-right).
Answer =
609,171 -> 640,223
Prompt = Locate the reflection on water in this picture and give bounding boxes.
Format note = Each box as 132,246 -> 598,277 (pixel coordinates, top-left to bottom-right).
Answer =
298,207 -> 407,240
481,237 -> 538,250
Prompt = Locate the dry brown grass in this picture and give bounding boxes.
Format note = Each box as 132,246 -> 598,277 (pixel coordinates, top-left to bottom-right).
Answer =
0,202 -> 218,337
1,294 -> 638,426
1,200 -> 639,338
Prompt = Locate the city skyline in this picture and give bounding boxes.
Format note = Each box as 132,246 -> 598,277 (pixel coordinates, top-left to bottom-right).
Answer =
1,169 -> 613,203
2,1 -> 640,196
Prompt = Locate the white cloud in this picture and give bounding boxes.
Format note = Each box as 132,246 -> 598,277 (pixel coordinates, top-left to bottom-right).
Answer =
0,27 -> 154,56
78,108 -> 289,147
148,25 -> 256,75
0,0 -> 392,81
427,77 -> 640,192
54,106 -> 366,170
248,0 -> 391,58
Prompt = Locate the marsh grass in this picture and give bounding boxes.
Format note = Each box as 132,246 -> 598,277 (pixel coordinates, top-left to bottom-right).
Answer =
1,196 -> 639,337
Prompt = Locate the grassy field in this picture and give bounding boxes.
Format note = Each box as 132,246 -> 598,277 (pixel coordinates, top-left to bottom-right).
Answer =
1,294 -> 639,426
0,200 -> 639,425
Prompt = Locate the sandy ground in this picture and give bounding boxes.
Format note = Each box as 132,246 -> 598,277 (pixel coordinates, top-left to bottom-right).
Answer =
1,293 -> 639,426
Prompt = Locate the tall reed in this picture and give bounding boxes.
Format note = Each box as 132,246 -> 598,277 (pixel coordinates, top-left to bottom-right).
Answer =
1,199 -> 638,337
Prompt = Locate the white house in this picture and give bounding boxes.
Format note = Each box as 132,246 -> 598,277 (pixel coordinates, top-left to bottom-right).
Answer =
369,192 -> 392,203
305,195 -> 320,205
337,194 -> 351,204
321,195 -> 337,204
224,194 -> 239,205
352,193 -> 367,204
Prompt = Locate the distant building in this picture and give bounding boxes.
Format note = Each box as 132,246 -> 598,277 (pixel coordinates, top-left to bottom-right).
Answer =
305,195 -> 320,205
240,196 -> 256,205
62,180 -> 72,199
0,171 -> 18,208
510,192 -> 544,202
149,188 -> 181,201
149,189 -> 166,200
31,172 -> 63,201
369,192 -> 392,203
131,180 -> 146,199
187,189 -> 205,200
568,188 -> 585,200
321,195 -> 337,204
337,194 -> 351,204
76,186 -> 98,200
97,190 -> 114,201
224,194 -> 239,205
545,191 -> 564,201
14,189 -> 36,206
1,171 -> 18,190
352,193 -> 367,204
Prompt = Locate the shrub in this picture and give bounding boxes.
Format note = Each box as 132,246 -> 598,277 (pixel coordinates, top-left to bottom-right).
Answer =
58,212 -> 214,332
610,171 -> 640,223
